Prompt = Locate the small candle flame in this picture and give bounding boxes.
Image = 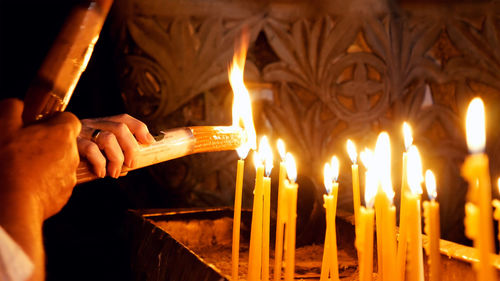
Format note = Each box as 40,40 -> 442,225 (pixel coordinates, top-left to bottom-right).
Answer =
259,136 -> 273,177
425,169 -> 437,200
465,97 -> 486,154
236,143 -> 250,159
331,156 -> 340,182
347,139 -> 357,164
277,139 -> 286,161
360,148 -> 374,170
229,31 -> 257,151
374,132 -> 393,201
285,152 -> 297,183
253,150 -> 263,170
403,122 -> 413,151
324,162 -> 333,195
365,170 -> 377,209
407,145 -> 423,195
497,178 -> 500,193
497,178 -> 500,194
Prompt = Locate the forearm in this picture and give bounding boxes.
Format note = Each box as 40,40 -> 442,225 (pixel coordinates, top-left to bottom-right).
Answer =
0,191 -> 45,281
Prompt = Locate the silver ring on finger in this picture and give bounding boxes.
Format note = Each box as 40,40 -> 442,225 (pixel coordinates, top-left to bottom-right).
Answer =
91,129 -> 102,143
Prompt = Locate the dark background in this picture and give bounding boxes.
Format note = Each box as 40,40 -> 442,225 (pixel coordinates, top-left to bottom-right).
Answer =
1,1 -> 135,280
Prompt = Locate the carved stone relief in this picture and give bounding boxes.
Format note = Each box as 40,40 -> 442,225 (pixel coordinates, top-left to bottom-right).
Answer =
110,0 -> 500,244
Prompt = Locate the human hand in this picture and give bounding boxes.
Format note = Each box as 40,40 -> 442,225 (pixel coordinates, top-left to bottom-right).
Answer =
78,114 -> 155,178
0,99 -> 81,220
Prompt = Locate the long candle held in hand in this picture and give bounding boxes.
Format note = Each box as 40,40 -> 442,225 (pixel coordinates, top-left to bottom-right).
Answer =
406,145 -> 424,281
423,170 -> 440,281
275,139 -> 287,281
284,153 -> 298,281
461,97 -> 496,281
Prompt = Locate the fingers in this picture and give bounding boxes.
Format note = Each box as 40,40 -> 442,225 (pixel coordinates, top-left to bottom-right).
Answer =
98,114 -> 155,144
82,120 -> 138,167
77,137 -> 106,178
0,98 -> 24,135
79,114 -> 154,178
94,130 -> 124,178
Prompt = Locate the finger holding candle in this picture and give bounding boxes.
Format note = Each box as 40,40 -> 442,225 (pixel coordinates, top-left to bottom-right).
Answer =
423,170 -> 440,281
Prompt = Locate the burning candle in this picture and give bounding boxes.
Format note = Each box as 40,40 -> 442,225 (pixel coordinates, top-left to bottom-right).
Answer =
320,158 -> 340,281
229,32 -> 257,281
423,170 -> 440,281
461,97 -> 496,281
397,122 -> 413,281
356,169 -> 376,281
493,178 -> 500,252
261,137 -> 273,281
284,153 -> 298,281
232,145 -> 250,281
374,132 -> 396,281
406,145 -> 424,281
274,139 -> 287,281
248,146 -> 265,281
347,139 -> 360,228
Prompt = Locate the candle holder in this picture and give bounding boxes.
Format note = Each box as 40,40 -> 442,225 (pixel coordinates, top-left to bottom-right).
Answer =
125,207 -> 500,281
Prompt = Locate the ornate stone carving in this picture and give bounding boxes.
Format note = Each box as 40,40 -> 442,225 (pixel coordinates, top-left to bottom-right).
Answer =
111,0 -> 500,243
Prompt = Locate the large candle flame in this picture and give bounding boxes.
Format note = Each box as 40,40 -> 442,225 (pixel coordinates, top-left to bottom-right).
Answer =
259,136 -> 273,177
277,139 -> 286,161
407,145 -> 423,195
229,31 -> 257,152
425,169 -> 437,200
324,162 -> 333,195
465,97 -> 486,154
365,170 -> 377,209
347,139 -> 357,164
403,122 -> 413,151
375,132 -> 394,202
331,156 -> 340,182
285,152 -> 297,183
360,148 -> 374,170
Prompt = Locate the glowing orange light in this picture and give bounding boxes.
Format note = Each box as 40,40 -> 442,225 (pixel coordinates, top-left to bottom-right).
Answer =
425,170 -> 437,200
347,139 -> 357,164
229,31 -> 257,153
465,97 -> 485,154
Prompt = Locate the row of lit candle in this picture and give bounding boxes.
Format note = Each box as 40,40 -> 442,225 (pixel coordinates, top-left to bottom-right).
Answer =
228,31 -> 498,281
